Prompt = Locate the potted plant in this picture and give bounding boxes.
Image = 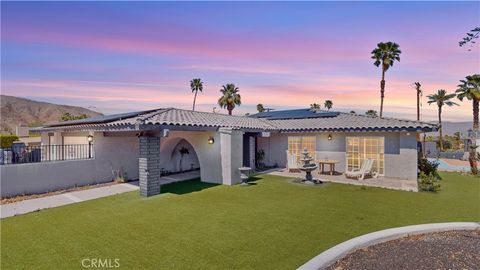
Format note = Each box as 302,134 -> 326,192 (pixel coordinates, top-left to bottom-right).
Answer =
179,146 -> 189,172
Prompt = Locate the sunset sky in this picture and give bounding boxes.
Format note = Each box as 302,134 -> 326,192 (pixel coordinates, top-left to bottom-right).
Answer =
1,1 -> 479,121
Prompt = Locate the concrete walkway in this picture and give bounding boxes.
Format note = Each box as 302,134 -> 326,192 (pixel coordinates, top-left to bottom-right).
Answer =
267,168 -> 418,192
0,170 -> 200,219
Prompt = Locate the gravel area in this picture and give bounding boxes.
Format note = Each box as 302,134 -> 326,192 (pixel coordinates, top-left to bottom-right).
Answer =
327,230 -> 480,270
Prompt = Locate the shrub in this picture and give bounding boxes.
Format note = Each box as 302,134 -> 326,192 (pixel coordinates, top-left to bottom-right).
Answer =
418,155 -> 440,179
418,172 -> 441,192
0,135 -> 19,148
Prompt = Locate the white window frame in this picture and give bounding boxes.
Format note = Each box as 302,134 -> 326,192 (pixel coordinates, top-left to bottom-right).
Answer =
346,136 -> 385,176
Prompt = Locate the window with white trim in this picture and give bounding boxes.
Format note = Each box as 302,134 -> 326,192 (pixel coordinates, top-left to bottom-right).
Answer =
288,136 -> 316,161
346,137 -> 384,175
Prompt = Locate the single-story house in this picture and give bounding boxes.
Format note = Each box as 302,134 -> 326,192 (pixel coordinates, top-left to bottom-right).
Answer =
0,108 -> 436,197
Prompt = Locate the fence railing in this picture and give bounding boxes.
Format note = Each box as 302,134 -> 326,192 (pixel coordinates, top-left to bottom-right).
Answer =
0,144 -> 93,165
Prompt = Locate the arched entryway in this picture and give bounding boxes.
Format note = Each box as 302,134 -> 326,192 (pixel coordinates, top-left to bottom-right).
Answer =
159,137 -> 200,176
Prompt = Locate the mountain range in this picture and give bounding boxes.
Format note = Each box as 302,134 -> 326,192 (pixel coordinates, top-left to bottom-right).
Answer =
0,95 -> 102,134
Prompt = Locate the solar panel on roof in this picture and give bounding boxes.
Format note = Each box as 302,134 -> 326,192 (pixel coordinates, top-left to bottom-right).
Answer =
44,109 -> 161,127
250,109 -> 339,120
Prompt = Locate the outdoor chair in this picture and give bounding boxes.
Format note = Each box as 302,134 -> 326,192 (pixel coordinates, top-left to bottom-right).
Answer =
286,151 -> 300,172
345,159 -> 373,180
460,152 -> 469,161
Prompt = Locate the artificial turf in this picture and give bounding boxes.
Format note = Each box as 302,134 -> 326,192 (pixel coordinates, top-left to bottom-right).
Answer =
1,172 -> 479,269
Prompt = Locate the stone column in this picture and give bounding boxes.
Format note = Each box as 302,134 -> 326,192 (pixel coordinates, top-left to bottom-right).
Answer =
139,136 -> 161,196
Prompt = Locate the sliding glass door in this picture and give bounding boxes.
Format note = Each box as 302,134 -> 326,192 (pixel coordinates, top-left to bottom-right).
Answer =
288,136 -> 316,161
346,137 -> 384,175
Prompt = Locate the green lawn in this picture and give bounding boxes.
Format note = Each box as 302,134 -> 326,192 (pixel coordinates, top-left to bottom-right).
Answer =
1,172 -> 479,269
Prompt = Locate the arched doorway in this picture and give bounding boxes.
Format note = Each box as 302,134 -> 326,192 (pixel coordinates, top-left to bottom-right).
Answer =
159,138 -> 200,176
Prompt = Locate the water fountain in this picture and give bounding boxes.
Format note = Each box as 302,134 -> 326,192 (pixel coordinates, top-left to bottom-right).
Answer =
299,149 -> 319,184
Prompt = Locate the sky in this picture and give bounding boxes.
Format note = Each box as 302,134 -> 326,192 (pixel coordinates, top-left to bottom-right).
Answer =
1,1 -> 479,122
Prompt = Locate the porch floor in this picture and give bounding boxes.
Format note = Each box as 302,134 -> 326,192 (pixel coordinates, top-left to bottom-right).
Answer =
266,168 -> 418,192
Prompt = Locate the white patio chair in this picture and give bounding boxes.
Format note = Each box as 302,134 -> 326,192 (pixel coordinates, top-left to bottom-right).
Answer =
345,159 -> 373,180
286,151 -> 300,172
460,152 -> 469,161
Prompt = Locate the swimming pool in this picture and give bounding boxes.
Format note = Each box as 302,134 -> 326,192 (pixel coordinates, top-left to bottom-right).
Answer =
427,158 -> 471,172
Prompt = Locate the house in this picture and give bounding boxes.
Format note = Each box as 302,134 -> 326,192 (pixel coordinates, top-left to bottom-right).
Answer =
0,108 -> 436,197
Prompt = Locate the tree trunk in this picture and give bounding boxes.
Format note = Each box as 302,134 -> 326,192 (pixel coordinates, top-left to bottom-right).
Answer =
227,104 -> 233,115
473,99 -> 479,131
470,98 -> 479,175
192,90 -> 198,111
469,147 -> 478,175
379,68 -> 386,117
438,106 -> 443,151
417,89 -> 420,121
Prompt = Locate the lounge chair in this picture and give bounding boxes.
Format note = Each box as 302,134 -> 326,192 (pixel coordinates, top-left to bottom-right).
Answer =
286,151 -> 300,172
345,159 -> 373,180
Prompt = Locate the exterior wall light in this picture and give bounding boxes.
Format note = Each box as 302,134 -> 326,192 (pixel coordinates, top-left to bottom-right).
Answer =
328,134 -> 332,141
406,132 -> 411,136
208,136 -> 215,144
87,135 -> 94,159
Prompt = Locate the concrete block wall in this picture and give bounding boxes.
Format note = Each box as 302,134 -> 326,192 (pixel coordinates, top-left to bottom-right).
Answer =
139,136 -> 161,197
1,132 -> 139,197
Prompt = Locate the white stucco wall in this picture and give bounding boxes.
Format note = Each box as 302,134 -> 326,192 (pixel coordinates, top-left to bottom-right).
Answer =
1,132 -> 139,197
258,131 -> 418,180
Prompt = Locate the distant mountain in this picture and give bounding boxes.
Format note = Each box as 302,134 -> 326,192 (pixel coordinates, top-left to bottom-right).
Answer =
428,121 -> 473,137
0,95 -> 102,134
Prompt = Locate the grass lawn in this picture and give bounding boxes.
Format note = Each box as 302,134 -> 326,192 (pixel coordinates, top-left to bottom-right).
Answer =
1,172 -> 479,269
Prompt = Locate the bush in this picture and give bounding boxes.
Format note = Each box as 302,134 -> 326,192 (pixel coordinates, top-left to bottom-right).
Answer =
418,155 -> 440,179
418,172 -> 441,192
0,135 -> 19,148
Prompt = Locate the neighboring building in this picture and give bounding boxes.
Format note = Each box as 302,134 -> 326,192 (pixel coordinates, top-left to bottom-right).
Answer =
0,108 -> 436,197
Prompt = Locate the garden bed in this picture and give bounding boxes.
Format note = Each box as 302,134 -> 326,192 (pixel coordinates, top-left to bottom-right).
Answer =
327,230 -> 480,270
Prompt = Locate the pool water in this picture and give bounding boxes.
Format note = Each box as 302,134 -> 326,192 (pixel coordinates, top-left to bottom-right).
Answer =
427,158 -> 471,172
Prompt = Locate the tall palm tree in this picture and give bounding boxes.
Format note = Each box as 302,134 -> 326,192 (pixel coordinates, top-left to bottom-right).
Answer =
427,89 -> 459,150
257,103 -> 265,113
324,100 -> 333,111
456,74 -> 480,130
218,84 -> 241,115
456,74 -> 480,175
190,78 -> 203,111
414,82 -> 422,121
371,42 -> 402,117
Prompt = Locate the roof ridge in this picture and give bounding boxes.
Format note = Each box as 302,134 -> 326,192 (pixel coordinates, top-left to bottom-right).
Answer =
137,108 -> 173,122
337,111 -> 437,126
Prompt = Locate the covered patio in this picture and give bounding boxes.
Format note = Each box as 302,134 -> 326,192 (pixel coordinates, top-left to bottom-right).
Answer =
267,168 -> 418,192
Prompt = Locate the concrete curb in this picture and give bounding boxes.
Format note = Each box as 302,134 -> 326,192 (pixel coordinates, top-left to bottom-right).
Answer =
298,222 -> 480,270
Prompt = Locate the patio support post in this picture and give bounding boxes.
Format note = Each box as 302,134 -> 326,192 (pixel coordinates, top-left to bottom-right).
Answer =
139,136 -> 161,196
219,128 -> 243,185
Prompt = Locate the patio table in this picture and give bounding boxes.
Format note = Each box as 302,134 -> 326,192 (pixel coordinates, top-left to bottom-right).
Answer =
317,160 -> 339,175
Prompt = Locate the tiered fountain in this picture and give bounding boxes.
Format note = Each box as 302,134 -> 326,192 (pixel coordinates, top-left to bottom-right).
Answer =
299,149 -> 319,185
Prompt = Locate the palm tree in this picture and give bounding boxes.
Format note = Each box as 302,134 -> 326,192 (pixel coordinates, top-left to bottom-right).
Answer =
324,100 -> 333,111
310,103 -> 321,110
190,78 -> 203,111
456,74 -> 480,175
218,84 -> 241,115
257,103 -> 265,113
371,42 -> 402,117
414,82 -> 422,121
365,109 -> 378,117
427,89 -> 459,150
456,74 -> 480,130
